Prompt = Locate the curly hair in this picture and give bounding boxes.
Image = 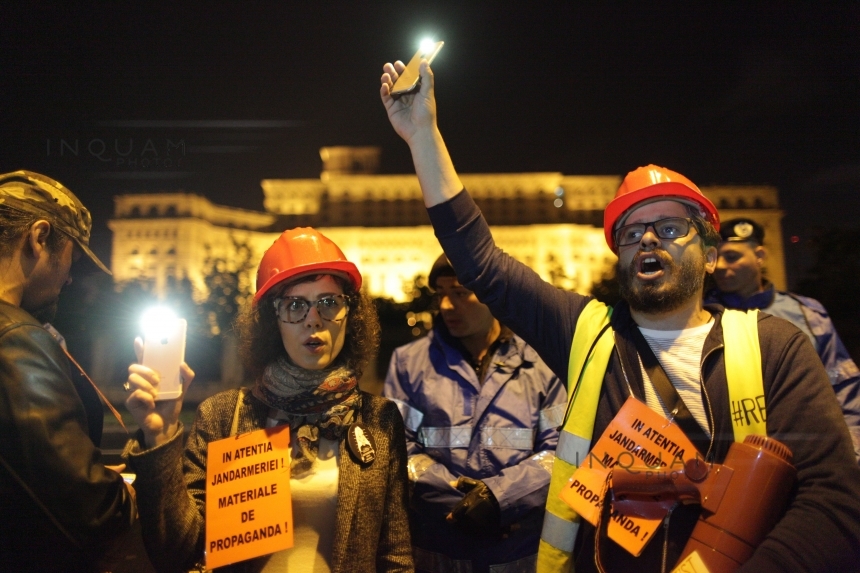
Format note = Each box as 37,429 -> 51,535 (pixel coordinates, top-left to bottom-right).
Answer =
683,204 -> 721,248
236,274 -> 380,382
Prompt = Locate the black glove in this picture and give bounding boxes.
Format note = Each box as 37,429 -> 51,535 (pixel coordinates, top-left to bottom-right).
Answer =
447,477 -> 501,533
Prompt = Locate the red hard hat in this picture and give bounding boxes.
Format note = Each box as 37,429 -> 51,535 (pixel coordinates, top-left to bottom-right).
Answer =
603,165 -> 719,253
254,227 -> 362,302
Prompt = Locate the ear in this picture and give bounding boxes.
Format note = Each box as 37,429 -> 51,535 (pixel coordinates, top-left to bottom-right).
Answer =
25,220 -> 52,259
754,245 -> 767,267
704,244 -> 718,274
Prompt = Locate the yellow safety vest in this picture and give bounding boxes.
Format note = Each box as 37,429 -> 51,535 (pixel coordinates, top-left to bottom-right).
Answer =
537,301 -> 765,572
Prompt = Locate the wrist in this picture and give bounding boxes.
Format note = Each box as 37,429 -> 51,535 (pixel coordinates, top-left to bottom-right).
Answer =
143,423 -> 180,449
406,123 -> 442,151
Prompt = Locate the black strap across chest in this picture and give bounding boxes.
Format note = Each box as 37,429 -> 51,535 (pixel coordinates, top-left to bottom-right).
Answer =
629,326 -> 711,456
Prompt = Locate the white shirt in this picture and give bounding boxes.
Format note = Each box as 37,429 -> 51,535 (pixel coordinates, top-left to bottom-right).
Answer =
638,321 -> 715,437
260,421 -> 340,572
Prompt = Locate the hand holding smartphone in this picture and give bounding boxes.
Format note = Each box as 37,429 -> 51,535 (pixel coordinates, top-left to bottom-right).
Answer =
141,317 -> 187,401
391,40 -> 444,97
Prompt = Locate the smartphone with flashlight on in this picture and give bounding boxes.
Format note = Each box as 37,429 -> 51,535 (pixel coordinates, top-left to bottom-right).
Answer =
391,40 -> 444,97
140,308 -> 187,401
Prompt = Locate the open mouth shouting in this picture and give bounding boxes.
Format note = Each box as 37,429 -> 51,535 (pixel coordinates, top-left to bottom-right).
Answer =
636,251 -> 670,280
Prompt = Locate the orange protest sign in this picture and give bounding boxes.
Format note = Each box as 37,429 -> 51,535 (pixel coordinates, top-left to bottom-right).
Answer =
559,397 -> 698,556
672,550 -> 712,573
205,425 -> 293,569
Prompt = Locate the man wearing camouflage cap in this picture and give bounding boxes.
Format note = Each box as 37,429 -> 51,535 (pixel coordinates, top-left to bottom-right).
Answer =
707,217 -> 860,462
0,170 -> 136,571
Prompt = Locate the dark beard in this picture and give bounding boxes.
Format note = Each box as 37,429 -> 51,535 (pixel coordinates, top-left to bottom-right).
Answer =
29,300 -> 59,324
27,242 -> 66,324
617,249 -> 706,314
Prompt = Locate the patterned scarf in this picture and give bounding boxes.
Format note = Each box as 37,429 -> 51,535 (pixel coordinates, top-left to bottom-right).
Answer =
252,355 -> 360,476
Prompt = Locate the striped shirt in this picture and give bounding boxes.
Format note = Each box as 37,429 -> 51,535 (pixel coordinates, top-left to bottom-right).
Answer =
638,321 -> 715,436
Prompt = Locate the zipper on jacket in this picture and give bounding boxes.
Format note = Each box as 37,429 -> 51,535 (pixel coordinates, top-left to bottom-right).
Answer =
698,343 -> 722,462
661,503 -> 677,573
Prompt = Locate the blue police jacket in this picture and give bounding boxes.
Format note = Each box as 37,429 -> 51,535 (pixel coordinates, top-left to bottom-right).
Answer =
384,322 -> 567,570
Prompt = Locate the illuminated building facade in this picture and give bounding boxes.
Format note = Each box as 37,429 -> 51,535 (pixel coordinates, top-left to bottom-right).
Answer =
108,147 -> 787,303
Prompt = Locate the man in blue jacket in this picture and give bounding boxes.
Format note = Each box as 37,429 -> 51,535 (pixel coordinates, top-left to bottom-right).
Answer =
385,254 -> 567,573
707,217 -> 860,461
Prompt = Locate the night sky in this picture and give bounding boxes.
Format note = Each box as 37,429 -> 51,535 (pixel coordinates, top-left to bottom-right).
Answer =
2,2 -> 858,285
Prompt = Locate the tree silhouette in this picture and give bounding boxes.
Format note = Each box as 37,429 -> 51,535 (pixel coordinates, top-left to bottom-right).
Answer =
195,237 -> 256,338
191,236 -> 256,386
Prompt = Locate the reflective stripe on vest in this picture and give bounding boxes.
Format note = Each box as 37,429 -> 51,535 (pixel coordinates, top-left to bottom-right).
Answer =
390,398 -> 424,432
419,427 -> 472,448
539,403 -> 567,433
537,304 -> 765,573
539,300 -> 614,573
721,309 -> 766,441
419,426 -> 537,450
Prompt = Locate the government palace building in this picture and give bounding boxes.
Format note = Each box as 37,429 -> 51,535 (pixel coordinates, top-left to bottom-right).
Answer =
108,146 -> 787,304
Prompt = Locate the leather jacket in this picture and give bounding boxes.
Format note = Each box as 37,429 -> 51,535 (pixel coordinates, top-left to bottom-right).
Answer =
0,301 -> 135,572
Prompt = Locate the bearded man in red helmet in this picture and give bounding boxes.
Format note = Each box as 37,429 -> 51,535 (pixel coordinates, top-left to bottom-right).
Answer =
379,60 -> 860,573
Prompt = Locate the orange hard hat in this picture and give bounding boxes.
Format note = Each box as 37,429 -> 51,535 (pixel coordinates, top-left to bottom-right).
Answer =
603,165 -> 719,252
254,227 -> 361,301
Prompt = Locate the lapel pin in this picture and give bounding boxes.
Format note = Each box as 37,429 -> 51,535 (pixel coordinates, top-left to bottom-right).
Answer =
347,422 -> 376,465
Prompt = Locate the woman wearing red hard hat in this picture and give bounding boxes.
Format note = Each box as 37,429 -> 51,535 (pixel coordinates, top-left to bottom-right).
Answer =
124,228 -> 413,572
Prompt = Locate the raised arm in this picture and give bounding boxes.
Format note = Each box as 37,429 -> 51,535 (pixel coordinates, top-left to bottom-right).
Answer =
380,58 -> 590,382
124,339 -> 202,572
380,60 -> 462,207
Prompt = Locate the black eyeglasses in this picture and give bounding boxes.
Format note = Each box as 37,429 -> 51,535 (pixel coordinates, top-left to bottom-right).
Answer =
273,295 -> 350,324
614,217 -> 695,248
